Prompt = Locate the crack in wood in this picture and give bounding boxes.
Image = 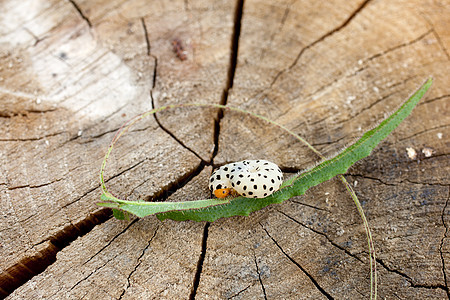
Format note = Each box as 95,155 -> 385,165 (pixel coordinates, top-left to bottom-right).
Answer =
289,199 -> 331,212
253,252 -> 268,299
6,176 -> 66,191
0,130 -> 67,142
0,108 -> 57,119
189,222 -> 210,300
376,257 -> 448,292
150,91 -> 206,163
439,186 -> 450,298
141,161 -> 207,202
283,25 -> 431,109
419,94 -> 450,106
334,90 -> 400,126
119,226 -> 159,299
268,0 -> 373,89
348,29 -> 433,79
260,223 -> 334,299
365,30 -> 432,64
70,252 -> 120,292
67,0 -> 92,28
0,209 -> 112,299
259,0 -> 296,60
141,17 -> 205,162
227,284 -> 251,299
347,174 -> 450,187
82,219 -> 139,267
278,210 -> 364,263
211,0 -> 244,164
310,134 -> 349,147
345,30 -> 432,78
315,74 -> 416,129
398,124 -> 450,142
421,14 -> 450,61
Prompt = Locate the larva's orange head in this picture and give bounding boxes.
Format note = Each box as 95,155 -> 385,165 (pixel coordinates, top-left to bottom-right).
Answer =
214,188 -> 231,198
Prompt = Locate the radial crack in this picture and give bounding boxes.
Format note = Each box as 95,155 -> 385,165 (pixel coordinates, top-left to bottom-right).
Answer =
253,253 -> 268,299
0,209 -> 112,298
119,226 -> 159,299
141,18 -> 205,162
227,285 -> 251,299
439,187 -> 450,298
278,210 -> 364,263
376,258 -> 448,291
150,91 -> 206,162
82,219 -> 139,266
269,0 -> 373,88
421,14 -> 450,61
67,0 -> 92,27
190,222 -> 210,300
211,0 -> 244,163
260,224 -> 334,299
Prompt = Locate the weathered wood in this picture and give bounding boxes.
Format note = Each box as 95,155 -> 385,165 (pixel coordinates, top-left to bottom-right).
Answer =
1,0 -> 449,299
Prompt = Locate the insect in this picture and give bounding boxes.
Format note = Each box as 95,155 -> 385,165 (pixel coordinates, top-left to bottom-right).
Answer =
209,160 -> 283,199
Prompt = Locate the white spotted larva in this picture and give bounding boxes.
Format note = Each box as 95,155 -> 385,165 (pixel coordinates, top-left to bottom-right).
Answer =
209,160 -> 283,199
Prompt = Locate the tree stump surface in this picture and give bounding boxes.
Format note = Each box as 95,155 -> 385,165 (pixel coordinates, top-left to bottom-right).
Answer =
1,0 -> 449,299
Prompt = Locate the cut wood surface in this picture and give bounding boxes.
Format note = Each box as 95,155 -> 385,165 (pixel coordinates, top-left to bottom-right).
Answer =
0,0 -> 448,299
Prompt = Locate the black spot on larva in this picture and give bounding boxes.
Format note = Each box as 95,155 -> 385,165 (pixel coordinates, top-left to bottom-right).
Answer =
263,175 -> 267,178
264,162 -> 269,165
236,180 -> 241,185
226,174 -> 230,178
242,193 -> 246,196
253,195 -> 258,198
248,191 -> 253,195
230,175 -> 234,180
256,160 -> 260,163
210,177 -> 214,182
243,185 -> 247,190
247,174 -> 251,178
250,178 -> 254,182
258,174 -> 261,177
253,184 -> 257,190
238,167 -> 242,170
263,185 -> 267,190
277,176 -> 281,180
216,175 -> 221,180
231,169 -> 236,172
269,187 -> 273,191
271,179 -> 275,184
264,193 -> 267,197
239,174 -> 244,178
265,168 -> 270,172
231,182 -> 235,187
223,167 -> 229,171
256,167 -> 260,171
216,184 -> 222,189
